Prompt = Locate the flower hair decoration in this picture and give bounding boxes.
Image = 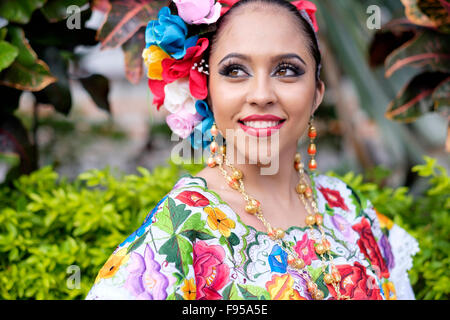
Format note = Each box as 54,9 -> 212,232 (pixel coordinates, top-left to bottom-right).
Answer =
143,0 -> 319,149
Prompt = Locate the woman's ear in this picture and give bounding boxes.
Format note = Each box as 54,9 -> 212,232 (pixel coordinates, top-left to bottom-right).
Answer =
312,80 -> 325,114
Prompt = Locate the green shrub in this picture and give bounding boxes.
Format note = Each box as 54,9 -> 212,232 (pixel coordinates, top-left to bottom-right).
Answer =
0,156 -> 448,300
328,156 -> 450,300
0,160 -> 202,300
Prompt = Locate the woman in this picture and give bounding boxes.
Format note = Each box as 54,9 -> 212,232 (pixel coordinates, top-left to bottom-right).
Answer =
86,0 -> 419,300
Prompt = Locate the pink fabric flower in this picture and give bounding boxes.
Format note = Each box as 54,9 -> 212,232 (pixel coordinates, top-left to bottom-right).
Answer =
166,107 -> 202,139
193,241 -> 230,300
124,244 -> 169,300
174,0 -> 222,25
293,233 -> 318,266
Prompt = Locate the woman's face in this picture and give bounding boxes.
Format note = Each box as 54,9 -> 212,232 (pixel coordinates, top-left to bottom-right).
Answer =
207,5 -> 324,166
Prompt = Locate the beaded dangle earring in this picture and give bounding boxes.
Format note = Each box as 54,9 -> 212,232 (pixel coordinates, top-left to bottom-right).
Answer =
307,116 -> 318,172
206,123 -> 224,168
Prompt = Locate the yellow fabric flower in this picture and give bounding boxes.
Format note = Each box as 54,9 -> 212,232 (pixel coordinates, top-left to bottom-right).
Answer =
142,45 -> 171,80
181,278 -> 196,300
204,206 -> 236,238
94,247 -> 129,284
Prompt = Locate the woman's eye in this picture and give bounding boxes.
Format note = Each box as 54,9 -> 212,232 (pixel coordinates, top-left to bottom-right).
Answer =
275,64 -> 302,77
225,66 -> 246,77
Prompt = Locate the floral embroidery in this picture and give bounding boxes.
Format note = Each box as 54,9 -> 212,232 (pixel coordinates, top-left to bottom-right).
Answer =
293,233 -> 318,266
87,174 -> 418,301
204,206 -> 236,238
193,241 -> 230,300
318,186 -> 349,211
181,278 -> 196,300
352,218 -> 390,279
265,274 -> 307,300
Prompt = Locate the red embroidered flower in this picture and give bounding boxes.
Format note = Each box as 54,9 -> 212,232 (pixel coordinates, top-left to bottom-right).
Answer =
193,241 -> 230,300
352,218 -> 390,279
161,37 -> 209,100
327,262 -> 383,300
293,233 -> 318,265
317,186 -> 349,212
175,190 -> 210,207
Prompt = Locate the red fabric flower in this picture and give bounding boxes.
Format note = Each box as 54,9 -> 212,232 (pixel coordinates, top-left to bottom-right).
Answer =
218,0 -> 240,15
352,218 -> 390,279
175,190 -> 210,207
161,37 -> 209,100
327,262 -> 383,300
291,1 -> 319,32
317,186 -> 350,212
148,78 -> 167,110
193,241 -> 230,300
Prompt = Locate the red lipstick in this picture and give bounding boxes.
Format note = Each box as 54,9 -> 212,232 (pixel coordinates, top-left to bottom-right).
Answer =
238,114 -> 286,137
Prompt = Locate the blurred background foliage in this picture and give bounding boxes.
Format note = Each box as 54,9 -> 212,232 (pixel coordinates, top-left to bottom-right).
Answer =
0,0 -> 449,300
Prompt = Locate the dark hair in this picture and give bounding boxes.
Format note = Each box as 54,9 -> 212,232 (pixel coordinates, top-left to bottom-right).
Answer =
202,0 -> 322,83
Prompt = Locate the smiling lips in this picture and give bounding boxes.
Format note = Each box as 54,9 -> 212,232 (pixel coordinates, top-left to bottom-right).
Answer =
238,114 -> 286,137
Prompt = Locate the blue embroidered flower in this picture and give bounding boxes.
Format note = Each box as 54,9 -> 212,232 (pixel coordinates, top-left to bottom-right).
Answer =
145,6 -> 198,59
190,100 -> 214,150
268,245 -> 288,273
119,195 -> 168,247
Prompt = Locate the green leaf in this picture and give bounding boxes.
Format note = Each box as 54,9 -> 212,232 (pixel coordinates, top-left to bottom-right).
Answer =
167,197 -> 191,233
0,0 -> 46,24
96,0 -> 163,49
0,41 -> 18,72
79,74 -> 110,113
228,232 -> 240,246
126,230 -> 149,254
159,234 -> 193,275
385,72 -> 449,122
0,26 -> 56,91
121,28 -> 145,84
40,0 -> 89,22
152,202 -> 173,234
431,76 -> 450,115
385,30 -> 450,78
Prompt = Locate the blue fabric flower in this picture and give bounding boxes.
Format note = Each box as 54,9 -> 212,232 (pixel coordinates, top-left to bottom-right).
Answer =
190,100 -> 214,150
145,6 -> 198,59
268,245 -> 288,273
119,195 -> 168,248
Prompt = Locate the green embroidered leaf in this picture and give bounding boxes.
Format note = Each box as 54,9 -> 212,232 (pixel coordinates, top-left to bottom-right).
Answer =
175,292 -> 184,300
228,232 -> 240,246
222,282 -> 243,300
316,273 -> 330,297
325,203 -> 335,216
126,230 -> 149,254
219,235 -> 228,246
307,265 -> 323,282
180,230 -> 215,242
237,284 -> 269,300
159,234 -> 193,275
180,212 -> 204,232
152,202 -> 173,234
168,197 -> 191,232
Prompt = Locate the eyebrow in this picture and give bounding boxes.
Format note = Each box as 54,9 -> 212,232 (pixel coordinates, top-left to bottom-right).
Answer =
218,53 -> 307,66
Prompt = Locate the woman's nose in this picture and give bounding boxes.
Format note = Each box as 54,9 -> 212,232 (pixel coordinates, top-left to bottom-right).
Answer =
246,72 -> 277,108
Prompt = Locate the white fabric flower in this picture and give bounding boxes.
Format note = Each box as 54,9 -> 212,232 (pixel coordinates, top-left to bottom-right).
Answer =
163,78 -> 197,115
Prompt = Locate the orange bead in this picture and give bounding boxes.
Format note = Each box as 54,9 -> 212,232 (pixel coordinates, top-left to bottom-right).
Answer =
210,124 -> 218,137
308,159 -> 317,171
207,157 -> 216,168
308,126 -> 317,138
210,141 -> 218,153
304,187 -> 313,198
322,239 -> 331,251
307,144 -> 316,155
315,214 -> 323,225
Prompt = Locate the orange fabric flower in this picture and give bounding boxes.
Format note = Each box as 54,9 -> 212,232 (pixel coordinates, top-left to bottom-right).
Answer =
95,247 -> 129,284
181,278 -> 196,300
265,274 -> 307,300
375,209 -> 394,230
204,206 -> 236,238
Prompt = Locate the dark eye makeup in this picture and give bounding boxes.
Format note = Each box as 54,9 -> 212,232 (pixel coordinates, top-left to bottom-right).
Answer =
218,59 -> 305,78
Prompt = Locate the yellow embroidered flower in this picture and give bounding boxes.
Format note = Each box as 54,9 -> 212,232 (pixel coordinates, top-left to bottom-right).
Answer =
204,206 -> 236,238
94,247 -> 129,284
142,45 -> 171,80
265,274 -> 307,300
181,278 -> 196,300
375,209 -> 394,230
382,281 -> 397,300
